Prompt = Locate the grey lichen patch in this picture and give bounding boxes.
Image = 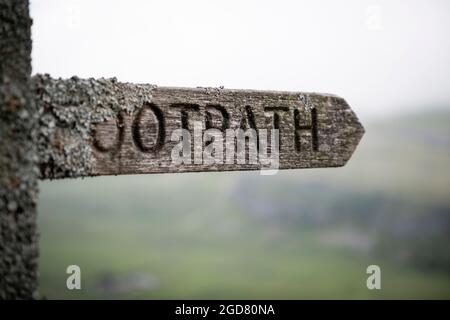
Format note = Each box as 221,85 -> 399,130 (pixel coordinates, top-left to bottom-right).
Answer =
31,74 -> 157,179
298,94 -> 315,111
196,86 -> 225,96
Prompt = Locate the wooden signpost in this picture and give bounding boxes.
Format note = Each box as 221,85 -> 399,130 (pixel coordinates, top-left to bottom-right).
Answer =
0,0 -> 364,299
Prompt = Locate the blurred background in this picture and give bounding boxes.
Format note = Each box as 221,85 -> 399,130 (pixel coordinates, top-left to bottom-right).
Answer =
31,0 -> 450,299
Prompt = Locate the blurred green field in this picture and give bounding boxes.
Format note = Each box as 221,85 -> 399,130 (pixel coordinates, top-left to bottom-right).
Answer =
37,110 -> 450,299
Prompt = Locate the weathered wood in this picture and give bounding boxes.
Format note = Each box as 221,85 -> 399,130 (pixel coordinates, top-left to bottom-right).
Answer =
32,75 -> 364,179
0,0 -> 38,299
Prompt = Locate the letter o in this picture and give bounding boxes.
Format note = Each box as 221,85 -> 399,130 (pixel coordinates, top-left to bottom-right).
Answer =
92,112 -> 125,154
132,103 -> 165,153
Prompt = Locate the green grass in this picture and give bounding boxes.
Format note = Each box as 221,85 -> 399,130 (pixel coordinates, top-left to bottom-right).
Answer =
38,205 -> 450,299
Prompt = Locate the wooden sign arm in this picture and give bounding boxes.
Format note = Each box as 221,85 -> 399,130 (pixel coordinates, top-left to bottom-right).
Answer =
32,74 -> 364,180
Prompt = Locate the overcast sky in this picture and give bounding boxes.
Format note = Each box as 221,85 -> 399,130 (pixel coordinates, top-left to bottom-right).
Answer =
30,0 -> 450,119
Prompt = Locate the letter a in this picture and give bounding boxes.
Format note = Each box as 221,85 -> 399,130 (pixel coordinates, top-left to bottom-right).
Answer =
66,265 -> 81,290
366,265 -> 381,290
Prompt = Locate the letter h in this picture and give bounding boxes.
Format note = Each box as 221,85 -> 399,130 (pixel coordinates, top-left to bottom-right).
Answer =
294,108 -> 318,152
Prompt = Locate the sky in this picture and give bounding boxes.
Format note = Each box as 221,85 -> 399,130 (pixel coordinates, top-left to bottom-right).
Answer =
30,0 -> 450,120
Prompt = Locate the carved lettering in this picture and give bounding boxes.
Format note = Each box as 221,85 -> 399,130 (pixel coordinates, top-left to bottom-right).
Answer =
294,107 -> 318,152
132,102 -> 165,153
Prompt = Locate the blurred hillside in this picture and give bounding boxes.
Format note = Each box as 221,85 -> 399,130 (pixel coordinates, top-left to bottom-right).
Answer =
38,110 -> 450,299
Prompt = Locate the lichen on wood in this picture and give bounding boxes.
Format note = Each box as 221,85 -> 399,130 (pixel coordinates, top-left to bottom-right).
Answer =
32,74 -> 157,179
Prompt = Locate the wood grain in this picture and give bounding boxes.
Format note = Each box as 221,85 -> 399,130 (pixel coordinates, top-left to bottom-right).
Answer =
32,75 -> 365,178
